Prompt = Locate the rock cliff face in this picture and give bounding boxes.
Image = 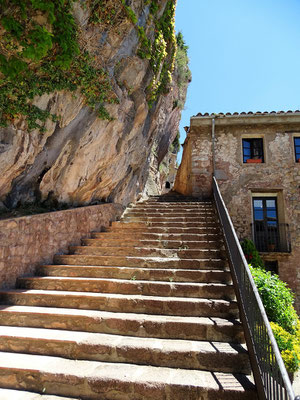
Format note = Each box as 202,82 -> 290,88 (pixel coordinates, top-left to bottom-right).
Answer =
0,0 -> 189,208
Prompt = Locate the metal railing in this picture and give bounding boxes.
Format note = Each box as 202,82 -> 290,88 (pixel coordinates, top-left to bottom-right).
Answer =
213,177 -> 298,400
251,222 -> 291,253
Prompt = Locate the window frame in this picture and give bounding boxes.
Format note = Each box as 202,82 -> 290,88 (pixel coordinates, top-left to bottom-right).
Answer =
252,196 -> 279,252
294,137 -> 300,163
242,138 -> 264,163
252,197 -> 278,226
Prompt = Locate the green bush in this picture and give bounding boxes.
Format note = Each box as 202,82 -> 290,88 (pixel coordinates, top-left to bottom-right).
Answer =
241,238 -> 264,268
170,132 -> 180,154
270,322 -> 300,372
241,239 -> 300,371
250,267 -> 298,334
175,32 -> 191,88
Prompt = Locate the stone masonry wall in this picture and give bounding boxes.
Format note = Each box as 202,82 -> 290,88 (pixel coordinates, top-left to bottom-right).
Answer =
174,128 -> 212,198
215,123 -> 300,312
178,119 -> 300,313
0,203 -> 123,289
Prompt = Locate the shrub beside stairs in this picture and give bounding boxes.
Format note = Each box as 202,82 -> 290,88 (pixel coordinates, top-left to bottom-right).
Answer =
0,195 -> 257,399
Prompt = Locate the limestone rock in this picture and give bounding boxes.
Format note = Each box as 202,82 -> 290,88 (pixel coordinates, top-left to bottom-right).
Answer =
0,0 -> 189,209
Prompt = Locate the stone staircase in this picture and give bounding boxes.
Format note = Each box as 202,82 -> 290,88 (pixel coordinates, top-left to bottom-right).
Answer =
0,195 -> 257,399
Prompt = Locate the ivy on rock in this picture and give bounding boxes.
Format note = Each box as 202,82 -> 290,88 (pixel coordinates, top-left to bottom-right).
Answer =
0,0 -> 178,131
120,0 -> 177,106
0,0 -> 117,131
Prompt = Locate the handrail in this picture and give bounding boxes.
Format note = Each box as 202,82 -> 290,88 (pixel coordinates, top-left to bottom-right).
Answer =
212,177 -> 298,400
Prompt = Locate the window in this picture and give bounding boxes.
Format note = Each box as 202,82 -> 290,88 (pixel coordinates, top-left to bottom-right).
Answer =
294,137 -> 300,162
242,138 -> 264,163
252,197 -> 278,252
264,260 -> 278,274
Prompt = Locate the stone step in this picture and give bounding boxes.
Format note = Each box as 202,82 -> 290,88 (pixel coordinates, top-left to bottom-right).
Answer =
17,277 -> 235,300
111,221 -> 219,229
129,202 -> 212,207
122,219 -> 219,226
0,290 -> 239,318
82,238 -> 223,249
0,352 -> 257,400
146,196 -> 206,201
129,208 -> 215,215
132,203 -> 213,209
124,211 -> 216,218
144,196 -> 211,204
53,254 -> 227,270
0,388 -> 74,399
38,265 -> 232,283
108,226 -> 221,234
122,219 -> 218,226
91,231 -> 222,241
0,195 -> 255,398
70,245 -> 226,259
0,306 -> 244,342
0,326 -> 251,374
131,208 -> 214,214
122,216 -> 217,223
143,200 -> 212,205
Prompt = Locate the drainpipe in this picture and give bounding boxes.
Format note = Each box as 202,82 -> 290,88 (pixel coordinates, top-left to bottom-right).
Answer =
211,117 -> 216,177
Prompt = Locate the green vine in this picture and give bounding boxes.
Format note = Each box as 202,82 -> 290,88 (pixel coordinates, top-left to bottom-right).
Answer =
148,0 -> 177,105
120,0 -> 177,107
0,0 -> 178,131
0,0 -> 117,131
89,0 -> 127,27
173,32 -> 191,109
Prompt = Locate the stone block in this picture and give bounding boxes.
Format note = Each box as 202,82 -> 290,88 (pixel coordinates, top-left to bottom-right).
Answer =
0,204 -> 122,289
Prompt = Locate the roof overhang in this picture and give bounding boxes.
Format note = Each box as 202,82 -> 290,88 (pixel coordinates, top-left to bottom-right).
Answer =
190,112 -> 300,127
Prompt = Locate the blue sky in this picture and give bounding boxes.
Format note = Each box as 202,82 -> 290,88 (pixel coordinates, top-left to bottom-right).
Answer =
175,0 -> 300,160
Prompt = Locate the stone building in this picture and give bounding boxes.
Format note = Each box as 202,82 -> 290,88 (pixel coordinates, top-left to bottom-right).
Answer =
175,111 -> 300,312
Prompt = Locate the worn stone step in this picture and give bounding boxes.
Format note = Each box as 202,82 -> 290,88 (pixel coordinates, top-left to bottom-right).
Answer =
142,200 -> 212,205
38,265 -> 232,284
122,219 -> 218,226
124,211 -> 215,218
0,352 -> 257,400
0,195 -> 255,398
91,231 -> 222,241
129,209 -> 215,215
0,290 -> 239,318
111,221 -> 219,229
0,326 -> 251,374
54,254 -> 227,270
82,238 -> 223,249
125,209 -> 215,215
17,277 -> 235,300
70,245 -> 226,259
108,225 -> 221,234
122,219 -> 219,226
122,216 -> 217,223
0,306 -> 244,342
146,196 -> 206,201
145,197 -> 210,201
0,388 -> 74,399
132,204 -> 213,209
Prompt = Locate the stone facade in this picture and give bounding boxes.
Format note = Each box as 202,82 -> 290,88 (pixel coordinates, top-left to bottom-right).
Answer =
175,112 -> 300,313
0,203 -> 123,289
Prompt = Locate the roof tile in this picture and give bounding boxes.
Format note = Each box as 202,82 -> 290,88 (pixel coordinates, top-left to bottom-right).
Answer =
193,110 -> 300,118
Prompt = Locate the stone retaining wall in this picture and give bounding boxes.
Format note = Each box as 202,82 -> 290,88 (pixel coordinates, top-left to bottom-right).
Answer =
0,203 -> 123,289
